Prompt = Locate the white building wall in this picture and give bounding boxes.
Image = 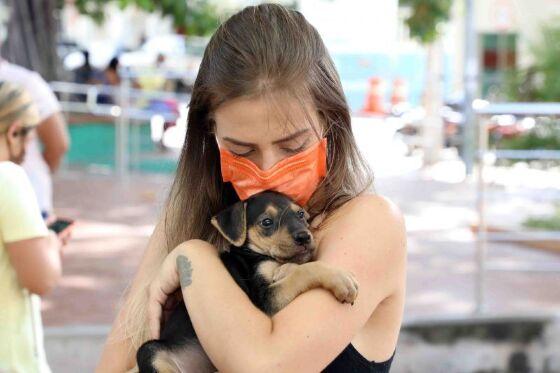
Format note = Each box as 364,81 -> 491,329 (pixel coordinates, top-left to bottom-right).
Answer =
298,0 -> 399,54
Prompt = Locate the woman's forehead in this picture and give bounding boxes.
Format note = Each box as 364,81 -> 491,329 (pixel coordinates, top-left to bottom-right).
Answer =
213,94 -> 321,140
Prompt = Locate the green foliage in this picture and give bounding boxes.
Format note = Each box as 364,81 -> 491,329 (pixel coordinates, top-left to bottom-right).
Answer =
523,203 -> 560,231
183,0 -> 221,36
504,17 -> 560,101
497,118 -> 560,151
61,0 -> 221,36
399,0 -> 453,44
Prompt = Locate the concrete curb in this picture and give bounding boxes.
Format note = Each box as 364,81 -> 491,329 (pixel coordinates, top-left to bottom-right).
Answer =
44,313 -> 560,372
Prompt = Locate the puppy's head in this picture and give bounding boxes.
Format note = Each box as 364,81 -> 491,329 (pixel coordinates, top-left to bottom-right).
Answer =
211,191 -> 315,264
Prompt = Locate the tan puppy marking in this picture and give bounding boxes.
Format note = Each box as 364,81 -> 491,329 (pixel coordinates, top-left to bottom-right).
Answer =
265,205 -> 279,216
269,262 -> 359,313
153,343 -> 215,373
257,260 -> 282,282
289,202 -> 310,220
153,350 -> 180,373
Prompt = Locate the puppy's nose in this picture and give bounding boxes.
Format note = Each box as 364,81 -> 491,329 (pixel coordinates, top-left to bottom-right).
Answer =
293,231 -> 311,245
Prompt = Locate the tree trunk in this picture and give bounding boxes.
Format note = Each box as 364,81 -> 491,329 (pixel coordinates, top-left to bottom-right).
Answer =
1,0 -> 59,81
422,40 -> 444,166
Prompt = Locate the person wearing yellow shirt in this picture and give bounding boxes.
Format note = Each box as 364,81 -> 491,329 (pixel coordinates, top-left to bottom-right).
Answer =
0,81 -> 65,373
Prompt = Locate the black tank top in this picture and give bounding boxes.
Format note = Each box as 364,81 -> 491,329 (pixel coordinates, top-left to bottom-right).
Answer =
322,344 -> 395,372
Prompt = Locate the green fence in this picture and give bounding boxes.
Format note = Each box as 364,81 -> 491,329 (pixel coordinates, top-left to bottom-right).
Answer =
64,122 -> 178,174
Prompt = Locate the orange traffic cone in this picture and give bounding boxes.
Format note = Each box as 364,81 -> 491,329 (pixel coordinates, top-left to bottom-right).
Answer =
362,77 -> 385,115
391,78 -> 408,106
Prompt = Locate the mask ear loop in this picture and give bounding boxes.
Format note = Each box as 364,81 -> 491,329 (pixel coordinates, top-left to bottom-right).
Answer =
315,111 -> 332,180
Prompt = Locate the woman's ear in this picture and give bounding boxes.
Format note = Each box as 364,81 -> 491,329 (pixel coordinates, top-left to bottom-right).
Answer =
6,120 -> 23,140
210,201 -> 247,247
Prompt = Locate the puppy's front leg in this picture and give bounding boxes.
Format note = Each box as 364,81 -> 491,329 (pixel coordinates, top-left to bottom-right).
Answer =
269,262 -> 359,313
272,263 -> 299,282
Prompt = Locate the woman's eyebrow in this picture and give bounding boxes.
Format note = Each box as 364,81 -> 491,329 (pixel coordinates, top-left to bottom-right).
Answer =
223,128 -> 309,147
222,137 -> 255,147
272,129 -> 309,144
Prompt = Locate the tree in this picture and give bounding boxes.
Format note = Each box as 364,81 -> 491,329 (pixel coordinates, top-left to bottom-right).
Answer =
505,17 -> 560,102
399,0 -> 453,44
1,0 -> 59,80
68,0 -> 221,36
0,0 -> 222,80
398,0 -> 453,165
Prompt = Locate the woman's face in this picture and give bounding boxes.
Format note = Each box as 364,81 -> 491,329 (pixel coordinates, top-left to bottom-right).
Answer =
213,94 -> 323,171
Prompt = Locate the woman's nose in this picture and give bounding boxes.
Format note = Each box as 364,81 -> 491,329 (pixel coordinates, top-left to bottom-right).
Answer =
259,150 -> 282,171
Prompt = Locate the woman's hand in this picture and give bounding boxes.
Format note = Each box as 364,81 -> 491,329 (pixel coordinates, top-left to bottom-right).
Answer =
147,239 -> 219,339
46,230 -> 66,262
57,226 -> 72,247
45,214 -> 72,249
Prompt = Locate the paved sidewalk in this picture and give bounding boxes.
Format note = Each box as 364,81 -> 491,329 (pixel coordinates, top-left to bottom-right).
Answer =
43,162 -> 560,327
376,166 -> 560,318
43,172 -> 170,326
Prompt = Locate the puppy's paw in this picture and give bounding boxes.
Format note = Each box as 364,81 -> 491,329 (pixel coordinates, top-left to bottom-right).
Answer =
272,263 -> 299,283
327,270 -> 359,305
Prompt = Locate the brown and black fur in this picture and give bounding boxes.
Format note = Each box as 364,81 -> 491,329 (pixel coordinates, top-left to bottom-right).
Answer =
136,191 -> 358,373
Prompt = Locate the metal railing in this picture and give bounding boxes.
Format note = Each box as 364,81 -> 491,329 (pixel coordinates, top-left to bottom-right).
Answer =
50,77 -> 191,176
50,81 -> 189,121
474,101 -> 560,314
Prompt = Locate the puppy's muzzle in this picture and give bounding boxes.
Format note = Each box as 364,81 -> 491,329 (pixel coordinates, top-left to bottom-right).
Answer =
293,230 -> 311,245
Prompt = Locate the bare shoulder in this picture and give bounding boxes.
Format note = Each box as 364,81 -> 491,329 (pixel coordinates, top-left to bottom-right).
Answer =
319,193 -> 406,243
340,193 -> 404,223
316,193 -> 407,274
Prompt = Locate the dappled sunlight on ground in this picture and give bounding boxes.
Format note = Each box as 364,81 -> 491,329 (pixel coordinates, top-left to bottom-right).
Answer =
42,173 -> 171,326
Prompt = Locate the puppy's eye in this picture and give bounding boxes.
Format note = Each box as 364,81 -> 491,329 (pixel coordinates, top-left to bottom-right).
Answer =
261,218 -> 273,227
297,210 -> 305,219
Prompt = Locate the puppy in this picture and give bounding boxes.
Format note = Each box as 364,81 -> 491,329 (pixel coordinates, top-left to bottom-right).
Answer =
136,191 -> 359,373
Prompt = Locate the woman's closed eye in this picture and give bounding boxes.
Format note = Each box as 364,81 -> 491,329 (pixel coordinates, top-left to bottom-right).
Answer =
230,148 -> 255,157
229,140 -> 309,158
281,139 -> 309,154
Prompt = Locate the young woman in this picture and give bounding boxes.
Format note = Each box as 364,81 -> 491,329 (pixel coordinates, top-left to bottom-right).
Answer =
97,4 -> 407,372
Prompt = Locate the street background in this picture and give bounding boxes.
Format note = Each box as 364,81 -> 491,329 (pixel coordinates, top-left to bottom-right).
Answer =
1,0 -> 559,372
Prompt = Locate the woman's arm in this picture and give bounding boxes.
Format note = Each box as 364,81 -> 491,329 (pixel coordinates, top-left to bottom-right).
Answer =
6,232 -> 62,296
1,163 -> 64,296
149,195 -> 407,373
96,220 -> 168,373
36,112 -> 70,172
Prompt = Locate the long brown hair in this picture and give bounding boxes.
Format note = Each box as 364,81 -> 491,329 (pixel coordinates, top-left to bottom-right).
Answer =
121,2 -> 373,350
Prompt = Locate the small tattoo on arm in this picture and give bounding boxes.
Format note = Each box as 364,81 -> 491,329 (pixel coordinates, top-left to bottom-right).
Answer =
177,255 -> 193,288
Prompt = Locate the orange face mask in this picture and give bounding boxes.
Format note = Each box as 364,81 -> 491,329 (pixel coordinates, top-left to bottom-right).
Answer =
219,138 -> 327,206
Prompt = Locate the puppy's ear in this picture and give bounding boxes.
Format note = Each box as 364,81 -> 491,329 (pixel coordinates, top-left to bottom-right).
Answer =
211,201 -> 247,247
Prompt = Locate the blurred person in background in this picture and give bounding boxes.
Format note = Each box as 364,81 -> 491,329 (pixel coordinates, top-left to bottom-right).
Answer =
0,81 -> 66,373
104,56 -> 121,86
74,50 -> 96,84
0,57 -> 70,219
97,56 -> 121,105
